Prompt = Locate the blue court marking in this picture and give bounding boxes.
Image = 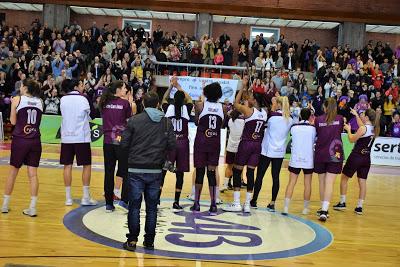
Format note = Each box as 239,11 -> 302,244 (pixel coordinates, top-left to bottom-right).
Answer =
63,199 -> 333,261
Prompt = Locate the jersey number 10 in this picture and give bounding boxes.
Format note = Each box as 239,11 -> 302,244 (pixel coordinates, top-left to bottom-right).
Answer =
27,109 -> 37,124
172,118 -> 183,132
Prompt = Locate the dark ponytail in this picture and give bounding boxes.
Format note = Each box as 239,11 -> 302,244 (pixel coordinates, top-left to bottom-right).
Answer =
253,92 -> 266,108
23,79 -> 41,98
365,108 -> 380,136
174,90 -> 185,119
230,109 -> 240,121
99,80 -> 123,110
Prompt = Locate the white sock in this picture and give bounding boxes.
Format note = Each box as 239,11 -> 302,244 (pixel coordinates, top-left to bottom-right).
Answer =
357,199 -> 364,208
340,195 -> 346,204
191,185 -> 195,196
233,191 -> 241,204
65,186 -> 72,200
30,196 -> 37,209
114,188 -> 121,197
322,201 -> 330,211
223,177 -> 230,187
304,200 -> 310,209
216,186 -> 220,199
2,195 -> 10,208
284,198 -> 291,209
245,192 -> 252,204
83,186 -> 90,199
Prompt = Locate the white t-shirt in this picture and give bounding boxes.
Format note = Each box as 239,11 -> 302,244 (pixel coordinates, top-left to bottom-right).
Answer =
289,121 -> 317,169
226,118 -> 245,153
60,91 -> 92,143
261,110 -> 293,158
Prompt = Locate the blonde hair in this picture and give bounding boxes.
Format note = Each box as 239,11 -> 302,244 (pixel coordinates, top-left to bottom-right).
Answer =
277,96 -> 290,120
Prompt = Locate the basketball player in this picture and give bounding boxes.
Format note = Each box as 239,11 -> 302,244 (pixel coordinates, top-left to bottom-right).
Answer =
333,108 -> 380,215
223,88 -> 267,213
162,79 -> 193,212
100,81 -> 132,212
1,79 -> 43,217
314,98 -> 344,221
221,109 -> 244,192
191,82 -> 225,215
282,108 -> 316,215
60,79 -> 97,206
251,96 -> 292,211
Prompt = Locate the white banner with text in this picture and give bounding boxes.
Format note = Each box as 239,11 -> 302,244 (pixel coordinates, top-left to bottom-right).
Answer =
371,137 -> 400,167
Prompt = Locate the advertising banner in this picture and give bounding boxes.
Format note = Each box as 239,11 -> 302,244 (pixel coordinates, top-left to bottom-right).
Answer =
370,137 -> 400,167
169,76 -> 239,103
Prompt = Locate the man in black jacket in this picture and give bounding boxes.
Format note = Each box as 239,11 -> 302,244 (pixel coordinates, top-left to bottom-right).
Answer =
121,92 -> 176,252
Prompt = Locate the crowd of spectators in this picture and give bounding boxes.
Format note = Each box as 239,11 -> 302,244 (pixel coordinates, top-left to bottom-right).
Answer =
0,18 -> 399,138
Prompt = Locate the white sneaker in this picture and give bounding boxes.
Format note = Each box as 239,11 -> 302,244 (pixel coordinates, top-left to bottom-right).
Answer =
216,198 -> 223,205
81,198 -> 98,206
65,198 -> 73,206
1,206 -> 9,213
222,202 -> 242,212
187,194 -> 195,201
302,208 -> 310,215
282,207 -> 289,215
243,203 -> 251,213
23,208 -> 37,217
220,185 -> 228,193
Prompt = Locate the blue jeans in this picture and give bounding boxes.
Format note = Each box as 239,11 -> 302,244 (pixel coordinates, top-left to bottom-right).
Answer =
126,172 -> 161,243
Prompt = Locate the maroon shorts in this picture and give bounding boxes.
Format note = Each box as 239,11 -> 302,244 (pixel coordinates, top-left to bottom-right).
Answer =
225,151 -> 236,165
194,146 -> 220,168
314,161 -> 343,174
60,143 -> 92,166
168,139 -> 190,172
234,141 -> 262,167
342,153 -> 371,179
10,138 -> 42,168
288,166 -> 314,175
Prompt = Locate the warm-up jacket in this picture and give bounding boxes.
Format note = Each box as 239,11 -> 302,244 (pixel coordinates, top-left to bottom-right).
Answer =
120,108 -> 176,172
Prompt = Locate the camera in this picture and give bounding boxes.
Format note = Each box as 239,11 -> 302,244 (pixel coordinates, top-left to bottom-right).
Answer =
163,161 -> 177,173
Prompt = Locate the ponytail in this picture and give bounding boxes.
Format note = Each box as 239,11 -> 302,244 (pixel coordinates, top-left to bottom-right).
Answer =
230,109 -> 240,121
174,90 -> 185,119
277,96 -> 290,120
99,80 -> 123,110
365,108 -> 380,136
324,97 -> 338,125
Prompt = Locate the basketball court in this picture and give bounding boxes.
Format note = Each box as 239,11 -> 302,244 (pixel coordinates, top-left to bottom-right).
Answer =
0,143 -> 399,267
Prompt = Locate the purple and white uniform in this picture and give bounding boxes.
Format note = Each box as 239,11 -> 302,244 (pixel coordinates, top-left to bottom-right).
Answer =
235,108 -> 267,167
102,98 -> 131,145
165,104 -> 192,172
314,114 -> 344,174
10,95 -> 43,168
194,101 -> 224,167
342,125 -> 374,179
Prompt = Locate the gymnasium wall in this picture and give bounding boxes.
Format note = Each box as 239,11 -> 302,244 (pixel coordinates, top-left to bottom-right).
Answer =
1,9 -> 399,51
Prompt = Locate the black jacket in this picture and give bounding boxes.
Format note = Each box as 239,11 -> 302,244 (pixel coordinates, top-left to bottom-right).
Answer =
120,109 -> 176,170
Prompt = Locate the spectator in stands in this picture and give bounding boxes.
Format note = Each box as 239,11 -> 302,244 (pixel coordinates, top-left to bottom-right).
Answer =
201,35 -> 214,65
237,44 -> 249,67
191,41 -> 202,64
44,88 -> 60,115
238,33 -> 249,50
223,40 -> 233,66
284,48 -> 296,70
219,31 -> 230,46
91,56 -> 105,82
53,34 -> 66,54
214,49 -> 224,65
388,112 -> 400,137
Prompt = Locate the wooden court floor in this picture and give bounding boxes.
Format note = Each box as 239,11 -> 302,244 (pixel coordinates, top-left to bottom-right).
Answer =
0,143 -> 399,267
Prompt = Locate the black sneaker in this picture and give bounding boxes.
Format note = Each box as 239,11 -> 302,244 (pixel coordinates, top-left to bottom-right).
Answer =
319,211 -> 328,222
241,179 -> 247,187
333,202 -> 346,211
123,241 -> 137,251
354,207 -> 363,215
316,209 -> 330,218
209,205 -> 218,216
172,202 -> 183,213
190,203 -> 200,213
227,181 -> 233,190
267,203 -> 275,212
250,200 -> 258,209
143,241 -> 154,250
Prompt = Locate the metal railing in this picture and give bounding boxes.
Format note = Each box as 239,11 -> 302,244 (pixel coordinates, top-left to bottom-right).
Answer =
0,112 -> 4,141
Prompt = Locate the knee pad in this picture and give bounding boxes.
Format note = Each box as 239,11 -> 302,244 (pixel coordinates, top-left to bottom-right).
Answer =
175,172 -> 184,189
246,168 -> 255,191
206,169 -> 217,186
232,167 -> 243,188
195,167 -> 206,184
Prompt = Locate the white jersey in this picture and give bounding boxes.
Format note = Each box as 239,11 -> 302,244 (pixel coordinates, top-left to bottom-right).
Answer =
165,104 -> 190,120
226,118 -> 245,153
289,120 -> 317,169
199,101 -> 224,120
60,91 -> 92,143
261,110 -> 293,158
16,95 -> 43,113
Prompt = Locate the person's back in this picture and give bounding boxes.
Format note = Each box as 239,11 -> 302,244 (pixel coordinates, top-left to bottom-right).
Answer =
290,120 -> 316,169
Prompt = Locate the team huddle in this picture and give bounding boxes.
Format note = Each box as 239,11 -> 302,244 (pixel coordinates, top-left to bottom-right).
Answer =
1,76 -> 379,223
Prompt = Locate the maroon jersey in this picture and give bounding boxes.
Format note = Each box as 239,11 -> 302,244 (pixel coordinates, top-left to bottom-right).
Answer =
13,96 -> 43,139
241,108 -> 268,142
352,125 -> 375,156
101,98 -> 131,144
165,104 -> 192,140
195,101 -> 224,152
315,114 -> 344,163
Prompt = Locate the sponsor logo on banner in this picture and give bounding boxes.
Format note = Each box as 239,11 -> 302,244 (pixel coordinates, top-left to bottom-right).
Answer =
169,76 -> 238,103
371,137 -> 400,167
56,122 -> 103,142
